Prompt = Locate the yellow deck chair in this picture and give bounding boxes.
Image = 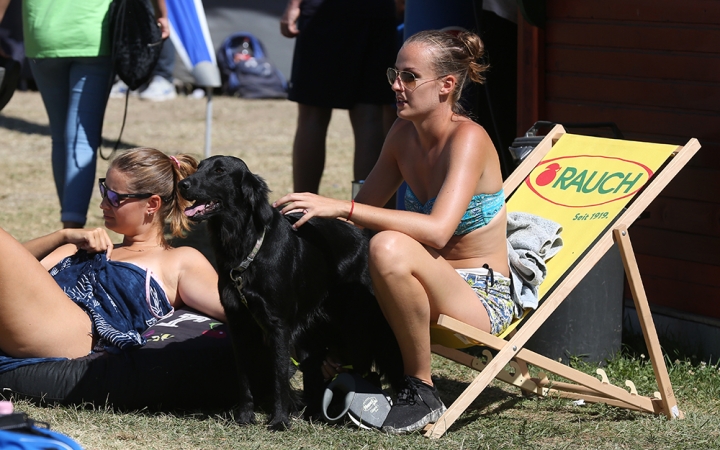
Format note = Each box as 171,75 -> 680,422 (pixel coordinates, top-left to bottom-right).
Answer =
425,125 -> 701,438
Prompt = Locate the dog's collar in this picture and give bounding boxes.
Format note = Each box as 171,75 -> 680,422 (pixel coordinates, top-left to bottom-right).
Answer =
230,227 -> 266,283
232,227 -> 266,275
229,228 -> 266,310
229,228 -> 267,334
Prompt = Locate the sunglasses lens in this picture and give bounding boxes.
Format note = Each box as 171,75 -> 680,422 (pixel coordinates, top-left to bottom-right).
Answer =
399,71 -> 416,88
386,68 -> 396,85
100,182 -> 120,207
108,191 -> 120,207
387,69 -> 417,89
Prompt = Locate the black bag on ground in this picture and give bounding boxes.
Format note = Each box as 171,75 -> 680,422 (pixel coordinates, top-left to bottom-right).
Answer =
216,32 -> 287,99
109,0 -> 163,90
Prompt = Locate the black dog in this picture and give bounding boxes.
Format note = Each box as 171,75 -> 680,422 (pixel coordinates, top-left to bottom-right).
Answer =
178,156 -> 403,430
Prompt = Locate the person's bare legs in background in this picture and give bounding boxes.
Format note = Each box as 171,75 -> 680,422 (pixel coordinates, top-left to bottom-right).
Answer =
349,103 -> 388,184
292,104 -> 332,193
292,103 -> 391,194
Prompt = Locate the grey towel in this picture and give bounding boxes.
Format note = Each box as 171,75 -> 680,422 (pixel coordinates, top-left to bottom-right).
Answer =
506,212 -> 564,310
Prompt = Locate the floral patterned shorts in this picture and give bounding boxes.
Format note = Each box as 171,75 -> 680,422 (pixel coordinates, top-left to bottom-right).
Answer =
456,267 -> 516,336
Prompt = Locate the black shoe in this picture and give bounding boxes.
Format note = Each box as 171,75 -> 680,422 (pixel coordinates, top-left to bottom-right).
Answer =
381,376 -> 447,434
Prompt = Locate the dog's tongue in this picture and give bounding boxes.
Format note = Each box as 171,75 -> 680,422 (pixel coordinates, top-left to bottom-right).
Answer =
184,203 -> 206,217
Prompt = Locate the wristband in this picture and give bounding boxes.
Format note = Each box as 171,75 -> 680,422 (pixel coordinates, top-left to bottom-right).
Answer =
348,200 -> 355,221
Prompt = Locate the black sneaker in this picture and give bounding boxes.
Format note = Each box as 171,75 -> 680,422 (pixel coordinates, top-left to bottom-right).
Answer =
381,376 -> 447,434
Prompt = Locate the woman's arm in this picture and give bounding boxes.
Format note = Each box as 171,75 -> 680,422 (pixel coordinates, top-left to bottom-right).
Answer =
174,247 -> 226,322
275,122 -> 492,249
24,228 -> 115,268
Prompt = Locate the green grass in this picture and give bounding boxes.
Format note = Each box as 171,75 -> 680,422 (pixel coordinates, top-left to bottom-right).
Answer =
8,350 -> 719,449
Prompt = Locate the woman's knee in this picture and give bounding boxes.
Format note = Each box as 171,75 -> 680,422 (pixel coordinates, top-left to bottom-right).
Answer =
368,231 -> 416,275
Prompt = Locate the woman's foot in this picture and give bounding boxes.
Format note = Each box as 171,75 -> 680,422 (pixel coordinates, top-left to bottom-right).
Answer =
381,375 -> 446,434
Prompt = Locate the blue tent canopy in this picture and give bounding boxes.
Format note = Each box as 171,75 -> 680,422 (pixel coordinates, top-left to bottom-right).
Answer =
166,0 -> 220,156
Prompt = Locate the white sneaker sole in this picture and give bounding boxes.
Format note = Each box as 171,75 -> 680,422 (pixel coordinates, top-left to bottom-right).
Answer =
381,403 -> 447,435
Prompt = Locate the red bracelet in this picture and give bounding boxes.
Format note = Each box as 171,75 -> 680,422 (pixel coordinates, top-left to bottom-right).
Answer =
348,200 -> 355,221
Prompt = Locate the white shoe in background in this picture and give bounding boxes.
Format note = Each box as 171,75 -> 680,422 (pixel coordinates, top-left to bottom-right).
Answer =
139,75 -> 177,102
109,80 -> 135,99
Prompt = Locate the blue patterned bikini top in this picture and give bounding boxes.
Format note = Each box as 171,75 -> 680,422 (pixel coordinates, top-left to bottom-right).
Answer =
404,185 -> 505,235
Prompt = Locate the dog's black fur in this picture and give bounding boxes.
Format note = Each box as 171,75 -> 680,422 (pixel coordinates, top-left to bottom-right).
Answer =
178,156 -> 403,430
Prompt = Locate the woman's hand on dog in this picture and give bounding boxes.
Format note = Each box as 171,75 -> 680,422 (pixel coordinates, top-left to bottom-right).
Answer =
273,193 -> 353,229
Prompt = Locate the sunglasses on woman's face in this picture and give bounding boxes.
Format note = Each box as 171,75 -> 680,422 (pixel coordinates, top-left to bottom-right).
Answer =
98,178 -> 153,207
386,68 -> 419,88
386,68 -> 444,92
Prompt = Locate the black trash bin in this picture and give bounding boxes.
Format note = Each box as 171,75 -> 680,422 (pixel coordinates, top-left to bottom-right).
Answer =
525,243 -> 625,364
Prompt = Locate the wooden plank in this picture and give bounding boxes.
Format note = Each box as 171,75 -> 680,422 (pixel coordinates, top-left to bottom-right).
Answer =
619,134 -> 719,170
637,198 -> 720,236
643,277 -> 720,319
517,18 -> 545,135
635,254 -> 720,287
544,101 -> 719,144
673,142 -> 720,170
630,227 -> 720,265
661,168 -> 720,203
546,21 -> 720,54
436,315 -> 660,412
548,0 -> 720,25
545,73 -> 720,113
614,227 -> 682,420
546,47 -> 720,83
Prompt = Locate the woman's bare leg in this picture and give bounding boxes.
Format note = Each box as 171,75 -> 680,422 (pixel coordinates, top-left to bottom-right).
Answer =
369,231 -> 492,386
0,227 -> 92,358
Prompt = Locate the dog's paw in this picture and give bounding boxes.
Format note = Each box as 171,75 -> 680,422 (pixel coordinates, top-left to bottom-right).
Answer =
267,414 -> 292,431
302,409 -> 323,423
234,408 -> 257,425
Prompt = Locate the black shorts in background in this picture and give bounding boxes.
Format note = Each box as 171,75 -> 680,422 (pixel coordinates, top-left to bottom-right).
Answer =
288,0 -> 397,109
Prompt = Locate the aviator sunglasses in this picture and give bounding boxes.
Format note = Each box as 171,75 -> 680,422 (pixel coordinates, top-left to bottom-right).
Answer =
386,68 -> 445,91
98,178 -> 153,207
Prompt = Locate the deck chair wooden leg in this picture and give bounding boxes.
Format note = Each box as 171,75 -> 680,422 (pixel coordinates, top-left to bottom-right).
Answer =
433,315 -> 661,410
613,226 -> 683,419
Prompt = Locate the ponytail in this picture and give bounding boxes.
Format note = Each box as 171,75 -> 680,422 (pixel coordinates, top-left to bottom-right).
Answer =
109,148 -> 199,241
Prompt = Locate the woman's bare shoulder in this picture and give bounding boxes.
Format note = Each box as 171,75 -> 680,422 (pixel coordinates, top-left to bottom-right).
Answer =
453,118 -> 491,140
164,245 -> 212,266
450,119 -> 495,155
387,118 -> 414,140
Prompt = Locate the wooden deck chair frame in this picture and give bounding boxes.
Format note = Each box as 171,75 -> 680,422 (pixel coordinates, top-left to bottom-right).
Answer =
425,125 -> 701,438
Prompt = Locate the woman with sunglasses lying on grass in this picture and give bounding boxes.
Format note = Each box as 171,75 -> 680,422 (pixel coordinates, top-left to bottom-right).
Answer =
274,30 -> 512,434
0,147 -> 225,366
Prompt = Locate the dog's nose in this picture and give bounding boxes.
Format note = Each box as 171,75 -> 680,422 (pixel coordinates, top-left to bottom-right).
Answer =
178,178 -> 190,193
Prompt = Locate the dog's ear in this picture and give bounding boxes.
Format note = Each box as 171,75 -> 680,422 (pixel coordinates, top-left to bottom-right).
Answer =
240,171 -> 274,227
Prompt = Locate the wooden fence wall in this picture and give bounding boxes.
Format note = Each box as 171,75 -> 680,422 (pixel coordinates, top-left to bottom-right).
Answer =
517,0 -> 720,319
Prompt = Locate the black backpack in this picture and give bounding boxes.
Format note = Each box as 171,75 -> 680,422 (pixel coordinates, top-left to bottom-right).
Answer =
216,32 -> 287,99
102,0 -> 163,159
109,0 -> 163,90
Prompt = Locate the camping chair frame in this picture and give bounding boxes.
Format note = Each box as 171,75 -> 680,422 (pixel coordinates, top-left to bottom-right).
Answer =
425,125 -> 701,438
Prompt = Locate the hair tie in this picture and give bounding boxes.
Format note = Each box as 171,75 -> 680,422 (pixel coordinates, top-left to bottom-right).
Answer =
169,155 -> 181,168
